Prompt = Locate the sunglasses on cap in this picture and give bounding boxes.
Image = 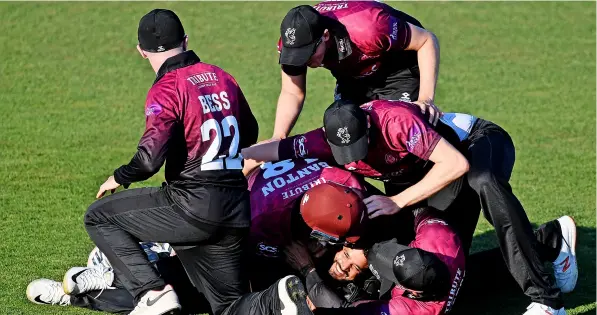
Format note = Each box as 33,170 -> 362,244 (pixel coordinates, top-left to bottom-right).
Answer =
310,230 -> 357,248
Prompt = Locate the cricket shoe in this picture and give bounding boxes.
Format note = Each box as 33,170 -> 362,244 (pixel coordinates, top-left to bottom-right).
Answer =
26,279 -> 71,306
129,284 -> 181,315
553,216 -> 578,293
523,302 -> 566,315
277,275 -> 313,315
63,266 -> 114,295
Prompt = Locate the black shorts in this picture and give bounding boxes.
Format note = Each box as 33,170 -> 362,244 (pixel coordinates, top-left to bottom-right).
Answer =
334,63 -> 420,105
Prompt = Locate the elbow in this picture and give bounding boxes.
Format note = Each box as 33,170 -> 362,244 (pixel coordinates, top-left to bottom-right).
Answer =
455,155 -> 469,178
138,160 -> 161,176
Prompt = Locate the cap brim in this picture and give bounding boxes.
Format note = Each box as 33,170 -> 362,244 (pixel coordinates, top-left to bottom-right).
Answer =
279,42 -> 317,66
328,134 -> 369,165
367,241 -> 411,285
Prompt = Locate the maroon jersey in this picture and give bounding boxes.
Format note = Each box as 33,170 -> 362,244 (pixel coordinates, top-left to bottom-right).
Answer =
278,100 -> 440,185
114,51 -> 258,226
114,51 -> 258,187
247,159 -> 365,257
278,1 -> 421,79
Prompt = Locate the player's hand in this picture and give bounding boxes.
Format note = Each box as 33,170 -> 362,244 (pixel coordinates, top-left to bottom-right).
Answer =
306,296 -> 316,311
283,241 -> 314,272
96,176 -> 121,199
413,99 -> 442,126
364,195 -> 402,219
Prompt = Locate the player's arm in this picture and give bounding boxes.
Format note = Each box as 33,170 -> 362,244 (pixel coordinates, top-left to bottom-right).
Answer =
390,138 -> 468,209
113,92 -> 178,186
273,68 -> 307,139
242,128 -> 332,163
404,23 -> 440,104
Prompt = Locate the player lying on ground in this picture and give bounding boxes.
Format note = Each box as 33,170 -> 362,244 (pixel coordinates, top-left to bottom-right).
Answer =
241,99 -> 578,315
285,182 -> 578,315
26,241 -> 314,315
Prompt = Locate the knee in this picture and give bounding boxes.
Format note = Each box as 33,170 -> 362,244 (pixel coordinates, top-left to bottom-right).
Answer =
84,200 -> 107,226
467,169 -> 498,192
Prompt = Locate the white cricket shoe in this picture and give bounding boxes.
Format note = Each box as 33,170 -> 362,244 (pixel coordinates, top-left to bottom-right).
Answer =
523,302 -> 566,315
277,275 -> 313,315
553,216 -> 578,293
63,266 -> 114,295
129,284 -> 181,315
26,279 -> 71,306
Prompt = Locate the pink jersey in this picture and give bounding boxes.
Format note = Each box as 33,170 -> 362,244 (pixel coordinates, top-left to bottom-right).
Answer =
247,159 -> 365,257
353,211 -> 465,315
278,100 -> 441,185
278,1 -> 419,79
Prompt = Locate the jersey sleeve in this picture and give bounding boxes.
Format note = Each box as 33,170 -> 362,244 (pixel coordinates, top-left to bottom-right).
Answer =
278,128 -> 334,161
114,81 -> 179,185
386,108 -> 441,161
370,10 -> 411,55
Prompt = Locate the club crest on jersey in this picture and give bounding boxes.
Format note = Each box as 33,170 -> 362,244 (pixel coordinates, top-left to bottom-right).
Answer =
385,154 -> 397,164
394,254 -> 405,267
293,135 -> 307,157
145,104 -> 163,116
285,28 -> 296,45
337,127 -> 351,144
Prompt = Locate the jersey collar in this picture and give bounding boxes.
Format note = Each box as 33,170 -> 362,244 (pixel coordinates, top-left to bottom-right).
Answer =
154,50 -> 201,85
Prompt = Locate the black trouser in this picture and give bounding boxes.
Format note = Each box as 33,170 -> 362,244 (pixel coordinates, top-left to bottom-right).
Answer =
70,256 -> 211,314
84,186 -> 250,315
462,120 -> 563,308
334,65 -> 420,105
384,120 -> 564,308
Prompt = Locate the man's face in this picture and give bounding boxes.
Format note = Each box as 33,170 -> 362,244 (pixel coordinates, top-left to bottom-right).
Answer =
306,30 -> 330,68
307,39 -> 326,68
328,247 -> 368,281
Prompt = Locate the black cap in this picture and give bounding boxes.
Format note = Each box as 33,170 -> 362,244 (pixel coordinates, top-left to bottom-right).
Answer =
323,100 -> 369,165
138,9 -> 185,53
367,240 -> 451,296
279,5 -> 325,66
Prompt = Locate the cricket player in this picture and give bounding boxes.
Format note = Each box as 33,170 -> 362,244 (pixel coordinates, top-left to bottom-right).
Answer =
273,1 -> 441,140
241,99 -> 578,315
78,8 -> 311,315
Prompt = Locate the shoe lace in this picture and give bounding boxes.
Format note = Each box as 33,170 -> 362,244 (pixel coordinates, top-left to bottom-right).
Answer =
47,282 -> 70,306
78,267 -> 115,297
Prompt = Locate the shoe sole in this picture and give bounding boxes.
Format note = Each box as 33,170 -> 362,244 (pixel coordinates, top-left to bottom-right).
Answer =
557,215 -> 578,293
278,275 -> 311,315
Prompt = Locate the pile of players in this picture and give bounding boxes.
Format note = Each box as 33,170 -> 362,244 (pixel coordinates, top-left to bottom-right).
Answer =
26,2 -> 578,315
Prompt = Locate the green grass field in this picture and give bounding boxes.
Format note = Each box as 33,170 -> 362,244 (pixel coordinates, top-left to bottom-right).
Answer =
0,2 -> 595,315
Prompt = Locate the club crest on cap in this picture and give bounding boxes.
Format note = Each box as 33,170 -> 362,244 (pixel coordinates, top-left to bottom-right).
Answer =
157,46 -> 165,52
394,254 -> 406,267
337,127 -> 351,144
285,28 -> 296,45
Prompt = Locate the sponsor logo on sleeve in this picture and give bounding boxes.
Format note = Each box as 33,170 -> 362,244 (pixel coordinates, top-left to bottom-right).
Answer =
390,21 -> 398,40
145,104 -> 163,117
406,126 -> 422,152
